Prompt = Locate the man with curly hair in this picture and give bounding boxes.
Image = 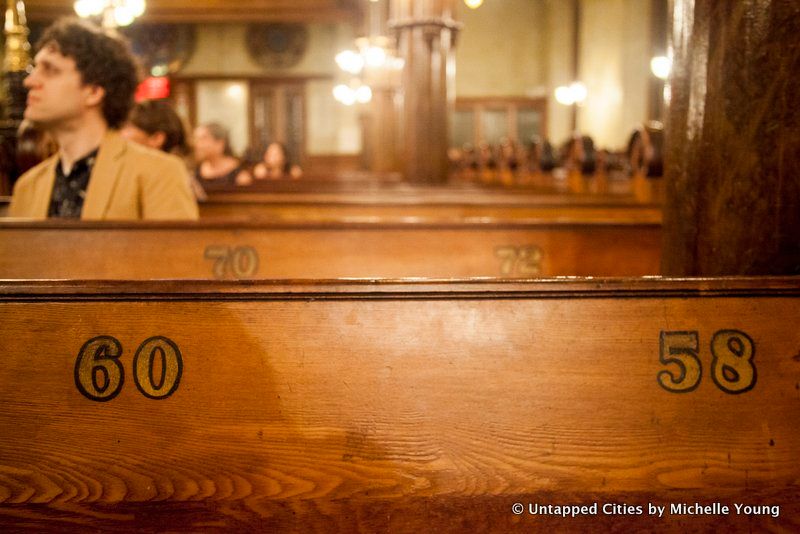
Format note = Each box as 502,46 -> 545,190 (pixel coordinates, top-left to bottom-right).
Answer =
9,18 -> 198,219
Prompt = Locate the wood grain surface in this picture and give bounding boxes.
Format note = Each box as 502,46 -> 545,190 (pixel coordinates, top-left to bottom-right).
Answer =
1,278 -> 799,531
0,219 -> 662,279
198,196 -> 663,223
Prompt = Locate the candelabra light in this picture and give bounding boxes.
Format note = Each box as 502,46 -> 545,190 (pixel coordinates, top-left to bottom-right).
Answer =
74,0 -> 146,28
333,35 -> 403,106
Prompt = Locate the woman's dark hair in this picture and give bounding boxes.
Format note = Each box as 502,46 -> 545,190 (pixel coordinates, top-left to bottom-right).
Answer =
36,18 -> 140,129
128,99 -> 188,155
200,122 -> 234,157
266,141 -> 292,174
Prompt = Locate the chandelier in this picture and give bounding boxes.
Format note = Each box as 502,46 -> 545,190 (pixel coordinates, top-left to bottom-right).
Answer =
333,34 -> 403,106
74,0 -> 146,28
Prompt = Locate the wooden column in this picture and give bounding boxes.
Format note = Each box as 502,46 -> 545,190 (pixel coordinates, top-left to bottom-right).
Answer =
361,87 -> 399,174
359,0 -> 400,175
662,0 -> 800,275
390,0 -> 460,184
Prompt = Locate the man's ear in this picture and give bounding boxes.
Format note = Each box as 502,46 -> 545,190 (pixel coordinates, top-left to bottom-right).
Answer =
84,85 -> 106,107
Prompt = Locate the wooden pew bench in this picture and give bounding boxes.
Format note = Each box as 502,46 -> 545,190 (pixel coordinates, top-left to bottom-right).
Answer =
1,278 -> 798,531
0,219 -> 662,279
199,190 -> 662,223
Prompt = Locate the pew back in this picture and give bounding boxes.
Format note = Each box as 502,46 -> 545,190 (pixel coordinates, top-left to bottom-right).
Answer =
0,219 -> 662,279
1,278 -> 798,531
199,190 -> 662,222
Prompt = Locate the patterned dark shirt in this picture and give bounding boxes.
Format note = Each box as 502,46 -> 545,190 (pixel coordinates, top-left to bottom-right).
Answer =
48,149 -> 99,218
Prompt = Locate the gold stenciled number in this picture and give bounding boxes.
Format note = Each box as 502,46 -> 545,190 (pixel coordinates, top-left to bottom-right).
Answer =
74,336 -> 125,402
710,330 -> 756,394
133,336 -> 183,399
75,336 -> 183,401
658,331 -> 701,393
658,329 -> 756,394
204,245 -> 259,279
495,245 -> 543,276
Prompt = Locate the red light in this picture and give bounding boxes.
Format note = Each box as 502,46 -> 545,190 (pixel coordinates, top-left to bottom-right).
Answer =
135,77 -> 170,101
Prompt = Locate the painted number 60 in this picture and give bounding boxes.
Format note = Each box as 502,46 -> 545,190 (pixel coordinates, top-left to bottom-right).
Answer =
74,336 -> 183,402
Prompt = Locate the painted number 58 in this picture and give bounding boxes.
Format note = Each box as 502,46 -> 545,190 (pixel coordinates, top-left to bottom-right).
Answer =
658,329 -> 756,394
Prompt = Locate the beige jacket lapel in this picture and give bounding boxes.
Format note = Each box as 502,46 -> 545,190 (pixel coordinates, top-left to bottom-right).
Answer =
81,130 -> 126,220
28,157 -> 59,218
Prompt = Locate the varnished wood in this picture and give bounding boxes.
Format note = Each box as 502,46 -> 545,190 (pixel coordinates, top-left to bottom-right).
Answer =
0,219 -> 661,279
663,0 -> 800,275
1,277 -> 799,531
198,191 -> 663,222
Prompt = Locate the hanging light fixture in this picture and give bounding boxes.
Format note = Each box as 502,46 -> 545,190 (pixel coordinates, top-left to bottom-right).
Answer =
554,81 -> 587,106
650,55 -> 672,80
464,0 -> 484,8
74,0 -> 146,29
332,36 -> 403,106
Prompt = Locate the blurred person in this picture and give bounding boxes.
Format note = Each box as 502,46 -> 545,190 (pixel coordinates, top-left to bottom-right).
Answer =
122,99 -> 206,200
252,141 -> 302,180
9,18 -> 198,220
122,99 -> 189,155
193,122 -> 252,186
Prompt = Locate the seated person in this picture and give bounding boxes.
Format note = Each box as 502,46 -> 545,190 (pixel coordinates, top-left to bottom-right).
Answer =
193,123 -> 252,186
9,18 -> 198,220
626,122 -> 664,177
122,99 -> 206,200
252,142 -> 302,180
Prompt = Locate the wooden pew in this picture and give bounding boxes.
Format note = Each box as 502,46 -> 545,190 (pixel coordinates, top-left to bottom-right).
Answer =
0,219 -> 662,279
1,277 -> 798,531
199,190 -> 662,223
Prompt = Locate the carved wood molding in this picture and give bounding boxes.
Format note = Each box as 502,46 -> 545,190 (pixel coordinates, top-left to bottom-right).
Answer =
3,277 -> 800,300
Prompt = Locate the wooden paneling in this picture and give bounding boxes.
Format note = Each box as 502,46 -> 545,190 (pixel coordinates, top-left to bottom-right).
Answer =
304,154 -> 362,175
0,219 -> 662,279
1,278 -> 799,531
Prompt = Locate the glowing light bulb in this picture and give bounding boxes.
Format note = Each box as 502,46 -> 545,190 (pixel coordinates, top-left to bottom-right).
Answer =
569,82 -> 587,104
464,0 -> 483,9
650,55 -> 672,80
333,84 -> 356,105
364,46 -> 387,68
355,85 -> 372,104
129,0 -> 146,17
555,86 -> 574,105
114,6 -> 136,26
74,0 -> 104,17
335,50 -> 364,75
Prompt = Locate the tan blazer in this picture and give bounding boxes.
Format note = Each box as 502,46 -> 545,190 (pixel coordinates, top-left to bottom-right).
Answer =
9,130 -> 199,220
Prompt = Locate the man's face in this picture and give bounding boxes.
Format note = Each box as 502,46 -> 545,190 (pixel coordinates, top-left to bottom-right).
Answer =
23,44 -> 102,128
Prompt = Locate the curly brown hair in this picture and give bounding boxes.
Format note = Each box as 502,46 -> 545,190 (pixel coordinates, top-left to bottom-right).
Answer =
36,18 -> 140,129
